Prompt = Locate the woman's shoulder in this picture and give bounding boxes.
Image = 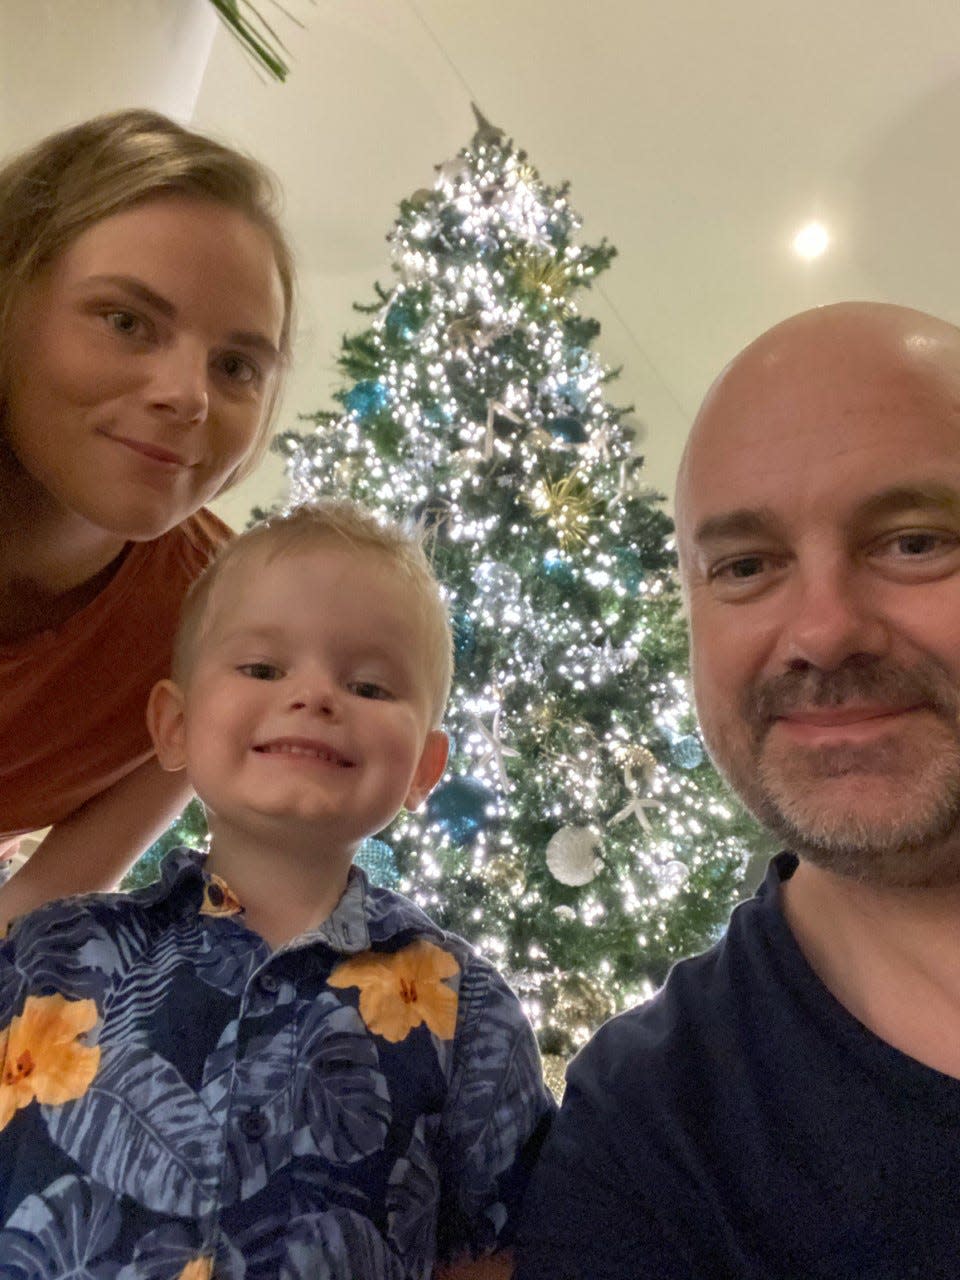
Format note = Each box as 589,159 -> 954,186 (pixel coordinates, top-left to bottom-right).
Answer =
172,507 -> 235,560
142,508 -> 234,583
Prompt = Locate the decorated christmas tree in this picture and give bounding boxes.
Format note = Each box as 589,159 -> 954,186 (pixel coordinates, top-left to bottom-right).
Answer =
267,108 -> 767,1073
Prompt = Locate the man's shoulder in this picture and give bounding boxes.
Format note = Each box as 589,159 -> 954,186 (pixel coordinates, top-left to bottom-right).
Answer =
576,874 -> 783,1093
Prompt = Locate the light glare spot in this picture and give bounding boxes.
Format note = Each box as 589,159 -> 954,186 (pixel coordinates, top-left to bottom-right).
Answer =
792,221 -> 830,260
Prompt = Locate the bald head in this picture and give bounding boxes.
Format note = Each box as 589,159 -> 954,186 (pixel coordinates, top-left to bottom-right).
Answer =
676,301 -> 960,569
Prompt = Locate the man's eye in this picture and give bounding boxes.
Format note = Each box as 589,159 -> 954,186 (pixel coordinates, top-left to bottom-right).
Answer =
237,662 -> 283,681
890,531 -> 948,556
712,555 -> 767,581
218,352 -> 260,386
350,680 -> 390,700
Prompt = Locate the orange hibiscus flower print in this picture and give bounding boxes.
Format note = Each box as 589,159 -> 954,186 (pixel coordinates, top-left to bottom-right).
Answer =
177,1259 -> 213,1280
200,873 -> 244,918
329,940 -> 460,1042
0,993 -> 100,1130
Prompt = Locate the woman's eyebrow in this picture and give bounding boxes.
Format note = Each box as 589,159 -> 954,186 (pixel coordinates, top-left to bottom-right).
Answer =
78,273 -> 281,363
80,273 -> 175,319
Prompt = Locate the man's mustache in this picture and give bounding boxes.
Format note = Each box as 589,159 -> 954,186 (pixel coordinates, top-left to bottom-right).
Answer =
746,657 -> 959,731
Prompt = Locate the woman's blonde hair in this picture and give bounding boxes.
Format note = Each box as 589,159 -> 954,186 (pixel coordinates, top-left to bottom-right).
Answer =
0,108 -> 296,488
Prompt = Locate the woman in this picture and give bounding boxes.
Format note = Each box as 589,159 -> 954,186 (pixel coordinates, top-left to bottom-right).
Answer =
0,108 -> 295,928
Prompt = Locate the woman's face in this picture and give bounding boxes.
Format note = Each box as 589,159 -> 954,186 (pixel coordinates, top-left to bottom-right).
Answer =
2,194 -> 285,541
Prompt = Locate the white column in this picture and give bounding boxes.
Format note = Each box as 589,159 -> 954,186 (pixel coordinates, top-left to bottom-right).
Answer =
0,0 -> 219,151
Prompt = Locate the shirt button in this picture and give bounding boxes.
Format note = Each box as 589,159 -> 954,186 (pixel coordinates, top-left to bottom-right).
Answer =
259,973 -> 280,995
240,1109 -> 268,1140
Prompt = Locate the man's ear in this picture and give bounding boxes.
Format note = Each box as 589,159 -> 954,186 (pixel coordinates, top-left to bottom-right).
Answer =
146,679 -> 189,772
404,730 -> 449,810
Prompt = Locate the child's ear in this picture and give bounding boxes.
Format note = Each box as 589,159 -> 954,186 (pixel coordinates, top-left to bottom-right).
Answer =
146,679 -> 189,773
404,730 -> 449,810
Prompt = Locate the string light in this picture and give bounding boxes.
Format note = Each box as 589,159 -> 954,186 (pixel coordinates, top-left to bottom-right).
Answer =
280,112 -> 757,1052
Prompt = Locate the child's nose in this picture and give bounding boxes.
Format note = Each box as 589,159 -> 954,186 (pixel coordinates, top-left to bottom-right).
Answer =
288,678 -> 340,717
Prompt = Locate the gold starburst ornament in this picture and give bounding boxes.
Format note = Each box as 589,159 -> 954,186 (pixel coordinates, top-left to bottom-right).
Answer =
529,468 -> 602,547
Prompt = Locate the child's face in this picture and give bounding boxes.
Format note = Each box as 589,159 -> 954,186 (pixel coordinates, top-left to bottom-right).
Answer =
151,546 -> 448,854
2,194 -> 284,541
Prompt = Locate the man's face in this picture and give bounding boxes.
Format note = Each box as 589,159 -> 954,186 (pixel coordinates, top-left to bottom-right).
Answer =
677,316 -> 960,887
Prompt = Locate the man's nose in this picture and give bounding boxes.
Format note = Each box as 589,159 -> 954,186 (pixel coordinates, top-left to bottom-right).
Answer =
778,563 -> 890,672
147,341 -> 209,425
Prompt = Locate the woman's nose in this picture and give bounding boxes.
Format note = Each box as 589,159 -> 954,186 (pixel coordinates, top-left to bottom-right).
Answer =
147,342 -> 209,425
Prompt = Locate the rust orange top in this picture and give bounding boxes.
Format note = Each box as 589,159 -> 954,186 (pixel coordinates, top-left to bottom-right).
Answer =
0,508 -> 231,839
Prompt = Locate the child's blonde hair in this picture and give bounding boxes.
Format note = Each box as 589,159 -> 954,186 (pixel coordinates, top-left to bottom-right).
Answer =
174,501 -> 454,727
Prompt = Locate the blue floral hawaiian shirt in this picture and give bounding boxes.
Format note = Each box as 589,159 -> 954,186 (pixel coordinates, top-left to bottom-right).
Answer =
0,848 -> 554,1278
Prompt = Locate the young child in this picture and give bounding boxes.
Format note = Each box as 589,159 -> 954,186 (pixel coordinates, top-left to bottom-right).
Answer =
0,502 -> 553,1277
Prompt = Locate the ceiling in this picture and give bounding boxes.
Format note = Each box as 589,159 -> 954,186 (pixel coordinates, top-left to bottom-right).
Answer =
9,0 -> 960,528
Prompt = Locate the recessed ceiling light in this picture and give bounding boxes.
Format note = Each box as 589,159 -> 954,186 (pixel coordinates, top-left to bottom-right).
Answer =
792,222 -> 830,260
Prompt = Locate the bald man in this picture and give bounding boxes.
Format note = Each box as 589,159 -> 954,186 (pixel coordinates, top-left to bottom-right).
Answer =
516,303 -> 960,1279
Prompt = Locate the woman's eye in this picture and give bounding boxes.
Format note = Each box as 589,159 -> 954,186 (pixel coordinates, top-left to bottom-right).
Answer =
350,680 -> 390,700
237,662 -> 283,681
218,352 -> 260,386
104,310 -> 145,338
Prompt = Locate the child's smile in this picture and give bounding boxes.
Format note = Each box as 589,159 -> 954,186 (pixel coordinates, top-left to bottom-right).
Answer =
166,545 -> 448,858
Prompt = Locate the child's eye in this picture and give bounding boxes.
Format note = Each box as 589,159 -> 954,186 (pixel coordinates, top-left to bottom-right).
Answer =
217,352 -> 261,386
237,662 -> 283,681
349,680 -> 391,700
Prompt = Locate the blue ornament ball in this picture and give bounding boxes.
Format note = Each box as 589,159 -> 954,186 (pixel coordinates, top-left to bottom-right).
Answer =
345,379 -> 390,419
671,734 -> 705,770
427,776 -> 496,847
452,611 -> 477,665
425,403 -> 453,425
555,367 -> 590,411
547,415 -> 587,444
355,838 -> 400,888
543,550 -> 575,584
613,546 -> 644,595
385,299 -> 422,343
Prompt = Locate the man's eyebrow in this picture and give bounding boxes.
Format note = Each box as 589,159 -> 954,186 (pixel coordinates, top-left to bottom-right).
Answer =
691,507 -> 782,546
80,274 -> 282,363
855,485 -> 960,522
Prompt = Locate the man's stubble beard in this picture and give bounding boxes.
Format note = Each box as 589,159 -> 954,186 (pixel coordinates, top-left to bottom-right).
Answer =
706,658 -> 960,889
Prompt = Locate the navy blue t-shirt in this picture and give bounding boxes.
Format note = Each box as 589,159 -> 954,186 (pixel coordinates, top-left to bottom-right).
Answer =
517,853 -> 960,1279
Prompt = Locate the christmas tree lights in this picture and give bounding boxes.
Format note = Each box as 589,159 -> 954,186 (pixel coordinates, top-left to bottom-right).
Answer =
274,110 -> 766,1054
267,110 -> 773,1054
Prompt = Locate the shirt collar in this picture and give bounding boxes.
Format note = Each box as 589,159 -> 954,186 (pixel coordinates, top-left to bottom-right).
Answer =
143,847 -> 379,956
